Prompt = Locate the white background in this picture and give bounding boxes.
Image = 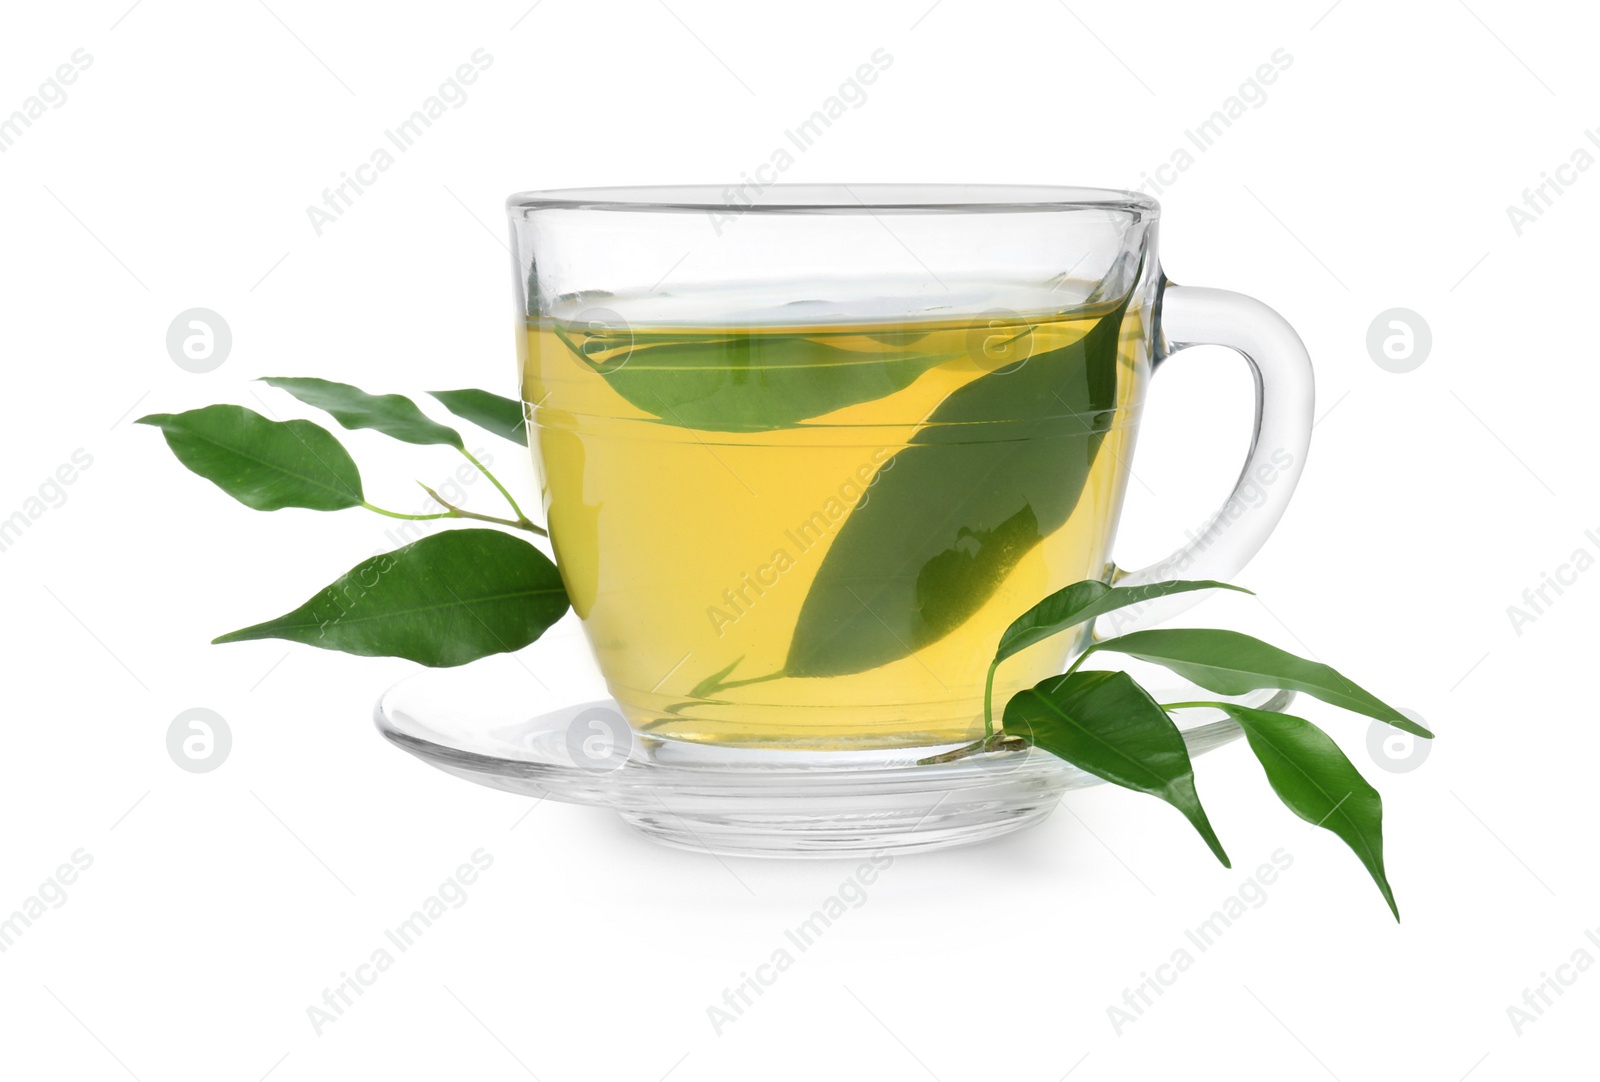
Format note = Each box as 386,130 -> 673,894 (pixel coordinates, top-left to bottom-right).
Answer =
1,0 -> 1593,1078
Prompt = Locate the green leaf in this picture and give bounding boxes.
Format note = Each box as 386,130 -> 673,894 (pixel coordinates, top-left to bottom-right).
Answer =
1091,629 -> 1432,738
784,300 -> 1129,677
552,321 -> 964,432
262,377 -> 463,449
429,388 -> 528,447
1219,705 -> 1398,920
138,405 -> 363,512
213,528 -> 570,667
1006,669 -> 1230,867
994,578 -> 1250,668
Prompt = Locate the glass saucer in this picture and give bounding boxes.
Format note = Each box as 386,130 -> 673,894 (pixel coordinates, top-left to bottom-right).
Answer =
374,656 -> 1293,858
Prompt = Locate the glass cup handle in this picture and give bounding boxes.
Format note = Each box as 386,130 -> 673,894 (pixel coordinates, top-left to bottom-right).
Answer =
1100,283 -> 1315,638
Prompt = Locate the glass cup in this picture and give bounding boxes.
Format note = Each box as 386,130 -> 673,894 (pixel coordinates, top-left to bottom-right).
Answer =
507,184 -> 1312,751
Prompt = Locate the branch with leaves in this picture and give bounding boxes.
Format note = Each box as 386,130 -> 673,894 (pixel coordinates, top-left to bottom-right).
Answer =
917,578 -> 1431,920
139,378 -> 570,664
141,379 -> 1431,919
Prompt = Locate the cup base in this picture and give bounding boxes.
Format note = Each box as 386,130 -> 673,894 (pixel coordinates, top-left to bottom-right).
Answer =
374,655 -> 1292,858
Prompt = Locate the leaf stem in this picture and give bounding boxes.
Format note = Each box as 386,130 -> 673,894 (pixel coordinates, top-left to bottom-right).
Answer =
983,642 -> 1097,739
982,663 -> 997,738
716,671 -> 785,691
916,731 -> 1028,765
1061,643 -> 1097,680
415,484 -> 548,535
361,501 -> 453,522
460,447 -> 538,531
1160,701 -> 1227,711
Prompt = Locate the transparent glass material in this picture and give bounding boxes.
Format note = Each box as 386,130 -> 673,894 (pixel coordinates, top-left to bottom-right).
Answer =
376,655 -> 1294,856
507,184 -> 1313,752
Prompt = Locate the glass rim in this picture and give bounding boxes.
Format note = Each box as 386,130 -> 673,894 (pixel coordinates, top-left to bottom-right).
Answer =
506,183 -> 1159,216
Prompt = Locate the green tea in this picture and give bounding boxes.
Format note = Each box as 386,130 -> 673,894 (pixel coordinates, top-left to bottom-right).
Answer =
519,297 -> 1146,748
